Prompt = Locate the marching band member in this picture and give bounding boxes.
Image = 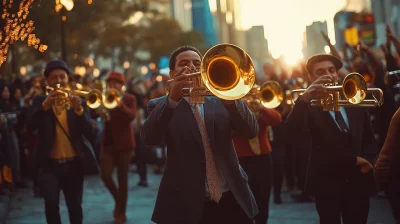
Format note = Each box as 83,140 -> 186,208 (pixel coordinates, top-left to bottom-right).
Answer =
27,60 -> 95,224
286,54 -> 378,224
92,72 -> 137,223
141,46 -> 259,224
233,106 -> 282,224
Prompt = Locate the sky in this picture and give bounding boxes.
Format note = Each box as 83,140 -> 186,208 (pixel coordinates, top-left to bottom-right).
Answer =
213,0 -> 366,65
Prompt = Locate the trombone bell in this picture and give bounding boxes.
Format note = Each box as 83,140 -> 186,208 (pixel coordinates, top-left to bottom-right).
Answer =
202,44 -> 255,101
259,81 -> 283,109
86,89 -> 103,109
207,56 -> 240,91
103,88 -> 121,109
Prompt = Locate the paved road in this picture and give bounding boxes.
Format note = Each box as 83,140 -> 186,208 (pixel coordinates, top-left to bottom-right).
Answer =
5,169 -> 396,224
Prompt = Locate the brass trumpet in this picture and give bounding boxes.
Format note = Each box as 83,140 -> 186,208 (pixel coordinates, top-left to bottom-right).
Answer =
242,81 -> 283,116
45,84 -> 121,109
165,44 -> 255,104
291,73 -> 384,111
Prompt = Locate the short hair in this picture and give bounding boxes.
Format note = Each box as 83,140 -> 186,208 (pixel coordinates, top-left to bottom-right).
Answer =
169,46 -> 202,70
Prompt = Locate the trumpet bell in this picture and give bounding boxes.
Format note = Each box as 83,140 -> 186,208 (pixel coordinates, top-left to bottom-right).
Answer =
86,89 -> 103,109
104,88 -> 121,109
259,81 -> 283,108
342,73 -> 367,104
201,44 -> 255,100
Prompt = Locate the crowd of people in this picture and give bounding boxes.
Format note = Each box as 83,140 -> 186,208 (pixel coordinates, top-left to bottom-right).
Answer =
0,25 -> 399,224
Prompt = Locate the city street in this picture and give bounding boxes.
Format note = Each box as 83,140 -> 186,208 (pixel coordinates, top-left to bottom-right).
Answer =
5,167 -> 396,224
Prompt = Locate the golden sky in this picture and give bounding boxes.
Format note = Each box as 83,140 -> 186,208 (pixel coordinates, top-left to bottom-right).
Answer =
239,0 -> 351,64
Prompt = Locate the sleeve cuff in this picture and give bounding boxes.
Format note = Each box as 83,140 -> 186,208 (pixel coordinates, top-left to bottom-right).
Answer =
167,97 -> 180,109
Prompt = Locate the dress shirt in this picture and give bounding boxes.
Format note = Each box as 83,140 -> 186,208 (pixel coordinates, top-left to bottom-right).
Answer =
167,97 -> 230,196
329,106 -> 349,129
50,106 -> 76,159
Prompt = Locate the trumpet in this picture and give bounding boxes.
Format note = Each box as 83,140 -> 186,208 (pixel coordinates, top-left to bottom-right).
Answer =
45,84 -> 121,109
242,81 -> 283,116
165,44 -> 255,104
291,73 -> 384,111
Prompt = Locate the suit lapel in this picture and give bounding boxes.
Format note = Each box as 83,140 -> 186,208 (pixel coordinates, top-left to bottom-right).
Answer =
345,107 -> 360,140
178,100 -> 204,151
308,105 -> 342,133
204,97 -> 215,147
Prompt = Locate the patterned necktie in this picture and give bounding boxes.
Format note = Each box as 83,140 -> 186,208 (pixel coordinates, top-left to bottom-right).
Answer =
192,104 -> 222,202
334,111 -> 349,133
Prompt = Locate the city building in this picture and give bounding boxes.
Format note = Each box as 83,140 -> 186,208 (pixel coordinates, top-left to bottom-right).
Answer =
191,0 -> 218,46
172,0 -> 218,46
304,21 -> 328,58
371,0 -> 400,47
171,0 -> 193,31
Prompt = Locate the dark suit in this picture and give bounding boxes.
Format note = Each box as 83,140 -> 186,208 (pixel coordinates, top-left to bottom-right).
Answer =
27,95 -> 94,224
141,96 -> 259,224
286,97 -> 378,224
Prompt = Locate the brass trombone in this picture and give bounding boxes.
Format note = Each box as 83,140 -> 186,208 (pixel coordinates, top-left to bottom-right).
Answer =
242,81 -> 283,116
291,73 -> 384,111
165,44 -> 255,104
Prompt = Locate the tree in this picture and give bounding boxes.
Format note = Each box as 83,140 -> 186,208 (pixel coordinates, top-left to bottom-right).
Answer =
2,0 -> 206,71
0,0 -> 47,73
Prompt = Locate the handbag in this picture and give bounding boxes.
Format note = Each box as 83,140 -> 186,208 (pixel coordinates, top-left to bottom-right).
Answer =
54,112 -> 100,176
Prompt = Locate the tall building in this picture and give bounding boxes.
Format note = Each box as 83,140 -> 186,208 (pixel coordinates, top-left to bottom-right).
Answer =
172,0 -> 218,46
304,21 -> 328,58
371,0 -> 400,47
171,0 -> 193,31
246,26 -> 269,79
212,0 -> 241,45
192,0 -> 218,46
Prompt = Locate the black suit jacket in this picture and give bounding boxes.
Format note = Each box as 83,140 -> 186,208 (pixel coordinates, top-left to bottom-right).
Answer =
286,97 -> 378,196
26,95 -> 95,169
141,96 -> 259,224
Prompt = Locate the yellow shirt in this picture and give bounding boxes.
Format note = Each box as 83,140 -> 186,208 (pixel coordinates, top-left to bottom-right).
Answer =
50,106 -> 76,159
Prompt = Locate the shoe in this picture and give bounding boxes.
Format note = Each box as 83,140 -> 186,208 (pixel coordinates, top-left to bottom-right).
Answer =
114,214 -> 127,223
138,180 -> 148,187
113,204 -> 121,219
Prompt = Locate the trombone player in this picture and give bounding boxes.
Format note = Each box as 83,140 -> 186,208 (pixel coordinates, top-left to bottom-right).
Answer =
141,45 -> 259,224
91,72 -> 137,223
286,54 -> 378,224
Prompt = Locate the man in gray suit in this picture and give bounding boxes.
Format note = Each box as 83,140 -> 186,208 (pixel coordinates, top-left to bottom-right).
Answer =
141,46 -> 259,224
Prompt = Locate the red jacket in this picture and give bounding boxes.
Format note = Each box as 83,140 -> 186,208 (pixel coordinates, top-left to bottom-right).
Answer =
233,108 -> 282,157
92,93 -> 137,151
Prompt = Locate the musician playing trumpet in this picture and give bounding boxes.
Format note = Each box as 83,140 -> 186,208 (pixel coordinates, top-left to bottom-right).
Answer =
27,60 -> 95,224
286,54 -> 378,224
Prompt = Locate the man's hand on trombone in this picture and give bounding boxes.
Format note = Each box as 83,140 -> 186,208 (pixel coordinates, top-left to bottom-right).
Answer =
168,66 -> 194,102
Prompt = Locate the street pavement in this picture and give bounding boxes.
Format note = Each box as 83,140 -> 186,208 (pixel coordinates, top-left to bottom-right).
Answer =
5,167 -> 396,224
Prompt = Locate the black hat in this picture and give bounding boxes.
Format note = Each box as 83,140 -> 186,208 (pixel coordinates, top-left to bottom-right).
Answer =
44,59 -> 70,77
306,54 -> 343,74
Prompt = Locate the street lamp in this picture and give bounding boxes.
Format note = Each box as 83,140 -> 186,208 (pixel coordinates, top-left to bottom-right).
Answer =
56,0 -> 74,62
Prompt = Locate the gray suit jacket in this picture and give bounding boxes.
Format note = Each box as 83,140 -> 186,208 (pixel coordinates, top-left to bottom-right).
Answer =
141,96 -> 259,224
